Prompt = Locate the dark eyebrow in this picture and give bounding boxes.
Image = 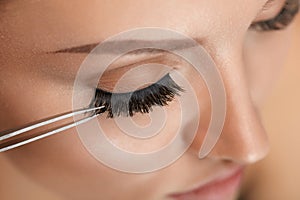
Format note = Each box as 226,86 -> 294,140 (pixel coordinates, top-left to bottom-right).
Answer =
53,43 -> 99,53
50,38 -> 203,55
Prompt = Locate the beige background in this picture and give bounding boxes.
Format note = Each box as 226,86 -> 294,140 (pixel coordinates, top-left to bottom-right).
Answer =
0,17 -> 300,200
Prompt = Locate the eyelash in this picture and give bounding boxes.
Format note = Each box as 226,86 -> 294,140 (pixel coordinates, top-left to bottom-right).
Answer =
89,73 -> 184,118
250,0 -> 299,31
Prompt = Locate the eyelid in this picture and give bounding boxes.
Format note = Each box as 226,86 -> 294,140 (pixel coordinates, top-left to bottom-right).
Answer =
98,54 -> 183,92
104,51 -> 182,74
97,73 -> 169,95
99,65 -> 176,93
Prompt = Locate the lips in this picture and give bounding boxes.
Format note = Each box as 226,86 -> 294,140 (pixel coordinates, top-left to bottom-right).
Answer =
169,167 -> 244,200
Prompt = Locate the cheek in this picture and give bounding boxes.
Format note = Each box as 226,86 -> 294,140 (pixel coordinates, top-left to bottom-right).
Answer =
244,28 -> 292,106
0,59 -> 152,199
1,90 -> 156,199
97,102 -> 182,153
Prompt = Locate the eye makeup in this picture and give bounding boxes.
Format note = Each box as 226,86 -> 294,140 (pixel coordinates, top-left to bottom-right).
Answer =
251,0 -> 299,31
90,73 -> 184,118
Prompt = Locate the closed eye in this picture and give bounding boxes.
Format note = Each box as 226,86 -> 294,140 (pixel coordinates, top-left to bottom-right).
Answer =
251,0 -> 299,31
90,73 -> 184,118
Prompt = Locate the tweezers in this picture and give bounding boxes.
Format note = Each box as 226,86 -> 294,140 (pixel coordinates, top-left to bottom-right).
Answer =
0,106 -> 105,153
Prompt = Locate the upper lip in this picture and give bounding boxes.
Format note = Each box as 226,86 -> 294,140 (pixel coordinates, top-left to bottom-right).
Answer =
169,165 -> 244,197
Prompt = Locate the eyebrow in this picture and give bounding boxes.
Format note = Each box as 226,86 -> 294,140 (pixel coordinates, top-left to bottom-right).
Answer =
262,0 -> 278,11
50,38 -> 202,55
53,43 -> 98,53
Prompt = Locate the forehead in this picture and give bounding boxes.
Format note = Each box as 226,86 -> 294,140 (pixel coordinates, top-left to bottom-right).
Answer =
1,0 -> 265,29
0,0 -> 265,52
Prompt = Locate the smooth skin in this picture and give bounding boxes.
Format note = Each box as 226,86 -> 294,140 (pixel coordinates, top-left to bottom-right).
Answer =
0,0 -> 296,199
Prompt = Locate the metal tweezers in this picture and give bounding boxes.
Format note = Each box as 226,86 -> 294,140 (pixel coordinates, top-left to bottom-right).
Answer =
0,106 -> 105,153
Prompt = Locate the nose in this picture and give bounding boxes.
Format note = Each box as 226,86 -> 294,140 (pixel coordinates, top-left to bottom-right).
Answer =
202,54 -> 270,164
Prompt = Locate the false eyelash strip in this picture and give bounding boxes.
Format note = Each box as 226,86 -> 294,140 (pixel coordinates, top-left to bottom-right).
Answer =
89,73 -> 184,118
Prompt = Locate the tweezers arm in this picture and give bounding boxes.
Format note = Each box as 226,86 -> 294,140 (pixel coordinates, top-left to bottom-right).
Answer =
0,106 -> 104,141
0,114 -> 99,152
0,106 -> 104,152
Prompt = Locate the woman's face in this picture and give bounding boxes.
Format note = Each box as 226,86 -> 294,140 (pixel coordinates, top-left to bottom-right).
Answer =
0,0 -> 298,199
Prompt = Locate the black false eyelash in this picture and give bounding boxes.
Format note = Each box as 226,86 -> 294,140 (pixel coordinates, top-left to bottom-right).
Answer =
89,74 -> 184,118
251,0 -> 299,31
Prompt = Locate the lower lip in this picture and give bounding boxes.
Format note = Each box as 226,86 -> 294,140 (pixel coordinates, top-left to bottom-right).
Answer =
170,168 -> 243,200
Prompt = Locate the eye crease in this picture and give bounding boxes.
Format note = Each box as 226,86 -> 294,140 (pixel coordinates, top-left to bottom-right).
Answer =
251,0 -> 299,31
90,73 -> 184,118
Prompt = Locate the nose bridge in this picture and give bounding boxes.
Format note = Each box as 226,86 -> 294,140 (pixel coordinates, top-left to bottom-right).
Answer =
207,55 -> 270,164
